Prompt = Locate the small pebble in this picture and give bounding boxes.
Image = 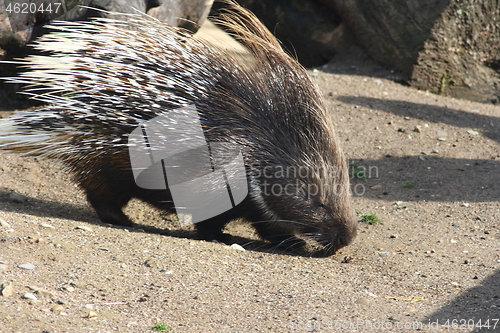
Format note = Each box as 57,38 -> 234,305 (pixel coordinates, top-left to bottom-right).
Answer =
61,285 -> 75,292
395,201 -> 407,209
413,126 -> 422,133
51,305 -> 64,312
0,218 -> 10,227
371,185 -> 382,190
144,259 -> 159,268
467,130 -> 479,135
75,225 -> 93,232
18,263 -> 36,270
461,203 -> 470,207
0,262 -> 8,273
1,281 -> 13,297
87,311 -> 98,319
229,244 -> 245,251
22,292 -> 37,300
138,295 -> 149,302
52,241 -> 74,250
40,223 -> 54,229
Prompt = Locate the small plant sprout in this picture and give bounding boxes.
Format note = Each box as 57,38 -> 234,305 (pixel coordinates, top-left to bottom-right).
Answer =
403,182 -> 414,189
356,211 -> 381,225
152,323 -> 172,332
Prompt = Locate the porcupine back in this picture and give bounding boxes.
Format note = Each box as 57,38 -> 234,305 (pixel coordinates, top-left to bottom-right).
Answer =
0,3 -> 357,256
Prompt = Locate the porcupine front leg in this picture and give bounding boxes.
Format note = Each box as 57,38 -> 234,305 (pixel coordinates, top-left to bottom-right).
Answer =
87,193 -> 134,227
80,177 -> 135,227
195,198 -> 257,244
194,210 -> 237,244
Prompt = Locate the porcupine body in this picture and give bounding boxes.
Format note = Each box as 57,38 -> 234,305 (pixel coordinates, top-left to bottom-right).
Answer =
0,3 -> 357,256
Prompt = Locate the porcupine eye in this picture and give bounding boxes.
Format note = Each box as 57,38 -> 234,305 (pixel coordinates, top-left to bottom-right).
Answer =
312,200 -> 328,219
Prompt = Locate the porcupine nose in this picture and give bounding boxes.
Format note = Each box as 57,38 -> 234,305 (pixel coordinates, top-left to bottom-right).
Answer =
316,216 -> 357,257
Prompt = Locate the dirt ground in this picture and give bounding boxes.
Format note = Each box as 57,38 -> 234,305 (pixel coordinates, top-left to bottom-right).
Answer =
1,20 -> 499,333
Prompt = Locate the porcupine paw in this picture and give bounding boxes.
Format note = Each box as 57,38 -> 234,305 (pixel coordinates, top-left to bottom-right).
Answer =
195,219 -> 231,244
88,201 -> 135,227
204,233 -> 234,245
95,209 -> 135,227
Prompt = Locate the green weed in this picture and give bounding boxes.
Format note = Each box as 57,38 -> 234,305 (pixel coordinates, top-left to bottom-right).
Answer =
356,211 -> 381,225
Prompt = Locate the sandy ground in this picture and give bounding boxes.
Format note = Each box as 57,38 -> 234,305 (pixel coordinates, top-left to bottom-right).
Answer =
1,20 -> 500,333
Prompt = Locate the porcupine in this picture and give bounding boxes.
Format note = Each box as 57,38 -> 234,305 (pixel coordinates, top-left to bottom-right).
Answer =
0,2 -> 357,256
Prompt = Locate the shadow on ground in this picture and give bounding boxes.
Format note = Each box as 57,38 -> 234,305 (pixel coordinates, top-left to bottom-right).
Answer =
335,95 -> 499,202
0,189 -> 311,257
424,270 -> 500,331
349,156 -> 499,202
337,96 -> 500,143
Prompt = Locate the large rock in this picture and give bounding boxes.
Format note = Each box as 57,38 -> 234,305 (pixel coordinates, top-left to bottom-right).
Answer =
323,0 -> 500,103
322,0 -> 449,76
411,1 -> 500,103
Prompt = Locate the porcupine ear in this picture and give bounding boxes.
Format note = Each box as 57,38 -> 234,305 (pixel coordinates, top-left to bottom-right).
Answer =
212,0 -> 284,57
